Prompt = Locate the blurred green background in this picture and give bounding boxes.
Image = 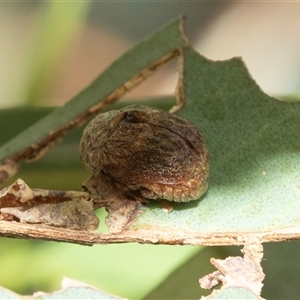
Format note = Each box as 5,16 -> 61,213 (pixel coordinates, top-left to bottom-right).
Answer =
1,2 -> 300,299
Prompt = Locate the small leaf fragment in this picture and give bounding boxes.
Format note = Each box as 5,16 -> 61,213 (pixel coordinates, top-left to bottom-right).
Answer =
105,198 -> 143,233
0,178 -> 90,208
1,199 -> 99,231
0,179 -> 98,230
200,238 -> 264,298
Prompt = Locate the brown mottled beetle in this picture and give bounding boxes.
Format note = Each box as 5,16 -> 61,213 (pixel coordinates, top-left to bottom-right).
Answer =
80,105 -> 209,202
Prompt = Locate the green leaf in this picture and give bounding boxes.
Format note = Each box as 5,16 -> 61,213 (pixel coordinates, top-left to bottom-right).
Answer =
205,287 -> 260,299
0,278 -> 124,299
122,46 -> 300,244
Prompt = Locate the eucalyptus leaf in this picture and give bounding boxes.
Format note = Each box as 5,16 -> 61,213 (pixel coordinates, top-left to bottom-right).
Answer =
121,46 -> 300,244
206,287 -> 260,299
0,278 -> 124,300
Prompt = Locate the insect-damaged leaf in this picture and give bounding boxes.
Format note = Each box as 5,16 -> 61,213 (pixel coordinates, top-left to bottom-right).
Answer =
0,22 -> 299,247
108,46 -> 300,245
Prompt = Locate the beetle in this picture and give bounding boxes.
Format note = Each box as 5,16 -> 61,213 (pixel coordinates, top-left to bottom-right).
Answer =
80,105 -> 209,202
